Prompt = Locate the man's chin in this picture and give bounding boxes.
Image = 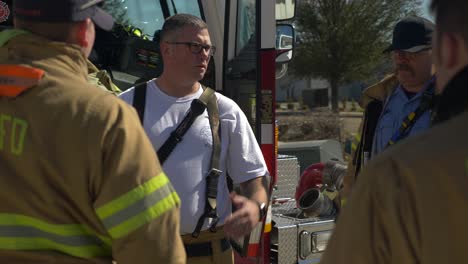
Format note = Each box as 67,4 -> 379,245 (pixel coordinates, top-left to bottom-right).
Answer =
193,71 -> 206,81
397,72 -> 416,82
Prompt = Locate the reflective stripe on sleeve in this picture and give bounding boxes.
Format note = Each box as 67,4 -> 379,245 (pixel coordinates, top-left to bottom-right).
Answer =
0,214 -> 111,258
95,172 -> 180,239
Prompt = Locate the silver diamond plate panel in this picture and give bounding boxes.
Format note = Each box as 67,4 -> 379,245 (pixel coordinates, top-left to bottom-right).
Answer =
274,155 -> 300,200
271,200 -> 335,264
297,220 -> 335,263
272,199 -> 298,215
271,215 -> 298,264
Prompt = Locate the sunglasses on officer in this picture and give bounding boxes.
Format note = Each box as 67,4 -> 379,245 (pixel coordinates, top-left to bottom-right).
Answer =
166,41 -> 216,56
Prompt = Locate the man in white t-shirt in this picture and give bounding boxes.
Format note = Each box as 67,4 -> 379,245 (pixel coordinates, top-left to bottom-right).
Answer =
119,13 -> 269,264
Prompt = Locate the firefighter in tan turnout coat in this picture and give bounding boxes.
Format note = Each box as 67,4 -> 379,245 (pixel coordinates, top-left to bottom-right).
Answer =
0,0 -> 185,263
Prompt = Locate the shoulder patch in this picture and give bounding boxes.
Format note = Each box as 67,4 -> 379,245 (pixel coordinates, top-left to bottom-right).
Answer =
0,1 -> 10,23
0,65 -> 44,97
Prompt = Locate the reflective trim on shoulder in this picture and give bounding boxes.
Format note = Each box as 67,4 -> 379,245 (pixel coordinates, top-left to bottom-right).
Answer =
351,134 -> 361,151
354,133 -> 361,142
95,172 -> 180,239
0,65 -> 44,97
0,214 -> 111,258
341,198 -> 347,207
351,142 -> 357,152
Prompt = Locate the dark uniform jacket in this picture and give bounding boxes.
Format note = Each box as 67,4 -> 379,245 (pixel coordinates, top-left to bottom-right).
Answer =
343,74 -> 398,197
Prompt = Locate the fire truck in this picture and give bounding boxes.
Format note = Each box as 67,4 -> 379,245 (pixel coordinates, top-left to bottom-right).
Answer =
1,0 -> 338,263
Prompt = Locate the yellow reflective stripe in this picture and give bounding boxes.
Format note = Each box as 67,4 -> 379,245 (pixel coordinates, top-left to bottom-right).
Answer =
108,192 -> 180,239
465,159 -> 468,175
0,213 -> 112,245
341,198 -> 347,207
96,234 -> 112,246
408,112 -> 416,120
111,83 -> 121,93
96,173 -> 180,239
354,133 -> 361,142
96,173 -> 170,219
0,213 -> 111,246
0,238 -> 109,258
0,214 -> 95,236
0,214 -> 111,258
351,142 -> 357,151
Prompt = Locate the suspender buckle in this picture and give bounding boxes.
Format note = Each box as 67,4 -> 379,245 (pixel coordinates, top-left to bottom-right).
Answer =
192,208 -> 219,238
206,168 -> 222,200
208,215 -> 219,233
192,168 -> 223,238
207,168 -> 222,177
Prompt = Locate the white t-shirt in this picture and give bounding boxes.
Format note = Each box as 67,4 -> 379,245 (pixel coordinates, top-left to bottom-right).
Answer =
119,80 -> 268,234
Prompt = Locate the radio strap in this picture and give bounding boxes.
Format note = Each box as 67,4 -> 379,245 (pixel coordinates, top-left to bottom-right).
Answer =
386,85 -> 434,148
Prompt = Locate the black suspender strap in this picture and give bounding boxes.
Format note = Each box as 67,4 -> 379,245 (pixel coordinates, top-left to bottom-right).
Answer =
360,100 -> 383,167
157,87 -> 215,165
132,82 -> 148,124
192,85 -> 222,238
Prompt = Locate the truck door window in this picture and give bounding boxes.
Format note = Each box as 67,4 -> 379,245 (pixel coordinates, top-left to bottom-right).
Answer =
236,0 -> 256,55
171,0 -> 202,18
104,0 -> 165,40
103,0 -> 202,40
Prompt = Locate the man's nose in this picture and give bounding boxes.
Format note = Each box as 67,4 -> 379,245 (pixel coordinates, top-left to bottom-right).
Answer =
394,52 -> 409,62
199,48 -> 210,59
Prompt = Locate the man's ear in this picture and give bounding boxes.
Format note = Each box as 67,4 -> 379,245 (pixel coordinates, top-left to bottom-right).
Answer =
440,32 -> 460,70
160,41 -> 172,57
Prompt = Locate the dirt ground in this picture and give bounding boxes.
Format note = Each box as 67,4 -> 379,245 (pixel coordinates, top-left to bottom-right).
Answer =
277,108 -> 362,161
277,108 -> 362,142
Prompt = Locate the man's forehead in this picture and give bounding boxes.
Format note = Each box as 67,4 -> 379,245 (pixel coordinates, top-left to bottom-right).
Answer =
179,25 -> 209,35
178,26 -> 211,41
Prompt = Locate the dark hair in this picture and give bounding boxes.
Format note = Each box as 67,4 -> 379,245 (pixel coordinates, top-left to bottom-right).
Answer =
159,13 -> 208,43
431,0 -> 468,45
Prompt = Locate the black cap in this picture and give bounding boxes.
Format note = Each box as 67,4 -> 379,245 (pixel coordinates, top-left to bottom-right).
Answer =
14,0 -> 114,31
384,16 -> 434,53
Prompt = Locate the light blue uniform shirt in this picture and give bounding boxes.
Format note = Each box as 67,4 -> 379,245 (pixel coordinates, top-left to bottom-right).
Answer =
371,77 -> 435,157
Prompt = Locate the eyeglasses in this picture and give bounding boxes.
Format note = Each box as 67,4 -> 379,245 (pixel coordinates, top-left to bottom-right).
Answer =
391,48 -> 431,60
166,41 -> 216,56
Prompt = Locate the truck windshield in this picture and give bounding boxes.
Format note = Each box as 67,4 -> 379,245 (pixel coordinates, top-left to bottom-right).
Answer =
103,0 -> 202,40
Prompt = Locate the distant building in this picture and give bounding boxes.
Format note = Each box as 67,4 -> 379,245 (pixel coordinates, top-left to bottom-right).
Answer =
276,72 -> 331,104
339,82 -> 366,101
276,72 -> 363,109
